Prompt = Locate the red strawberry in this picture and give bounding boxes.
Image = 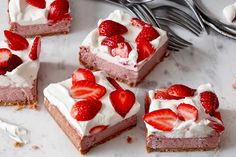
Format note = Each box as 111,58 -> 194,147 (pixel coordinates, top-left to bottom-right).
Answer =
177,103 -> 198,121
4,30 -> 29,51
154,90 -> 181,100
0,48 -> 12,68
208,120 -> 224,133
26,0 -> 46,9
0,69 -> 7,75
101,35 -> 125,49
29,36 -> 41,60
137,39 -> 155,62
106,77 -> 122,90
70,80 -> 106,100
110,42 -> 132,58
72,68 -> 96,86
167,84 -> 196,98
143,109 -> 177,131
0,54 -> 23,75
200,91 -> 219,115
71,100 -> 102,121
213,111 -> 223,122
98,20 -> 128,37
136,25 -> 160,42
89,125 -> 108,134
131,18 -> 148,28
48,0 -> 69,22
110,89 -> 135,118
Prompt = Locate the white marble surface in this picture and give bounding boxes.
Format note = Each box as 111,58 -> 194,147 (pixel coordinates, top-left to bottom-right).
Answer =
0,0 -> 236,157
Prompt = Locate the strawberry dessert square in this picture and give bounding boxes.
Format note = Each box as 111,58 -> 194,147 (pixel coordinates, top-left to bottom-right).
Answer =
43,68 -> 140,154
0,30 -> 41,109
144,84 -> 224,152
8,0 -> 72,37
79,10 -> 168,87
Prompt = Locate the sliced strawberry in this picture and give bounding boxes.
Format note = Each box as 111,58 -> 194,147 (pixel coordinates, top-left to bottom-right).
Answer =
200,91 -> 219,115
71,100 -> 102,121
48,0 -> 69,22
154,90 -> 182,100
110,42 -> 132,58
208,120 -> 224,133
101,35 -> 125,49
89,125 -> 108,134
143,109 -> 177,131
167,84 -> 196,98
0,48 -> 12,68
72,68 -> 96,86
110,89 -> 135,118
29,36 -> 41,60
106,77 -> 123,90
137,39 -> 155,63
26,0 -> 46,9
177,103 -> 198,121
213,111 -> 223,122
131,18 -> 148,28
4,30 -> 29,51
70,80 -> 106,100
136,25 -> 160,42
0,69 -> 7,75
0,54 -> 23,74
98,20 -> 128,37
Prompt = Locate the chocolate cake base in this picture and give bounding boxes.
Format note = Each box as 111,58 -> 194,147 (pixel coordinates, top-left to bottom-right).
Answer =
79,41 -> 168,87
44,98 -> 137,154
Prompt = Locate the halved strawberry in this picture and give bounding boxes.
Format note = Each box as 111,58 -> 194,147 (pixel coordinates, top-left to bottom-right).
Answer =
29,36 -> 41,60
101,35 -> 125,49
70,80 -> 106,100
26,0 -> 46,9
72,68 -> 96,86
177,103 -> 198,121
136,25 -> 160,42
137,39 -> 155,63
208,120 -> 224,133
110,89 -> 135,118
89,125 -> 109,134
106,77 -> 122,90
0,54 -> 23,75
98,20 -> 128,37
0,48 -> 12,68
154,90 -> 181,100
167,84 -> 196,98
200,91 -> 219,115
71,100 -> 102,121
213,111 -> 223,122
48,0 -> 69,22
143,109 -> 177,131
4,30 -> 29,50
131,18 -> 148,28
110,42 -> 132,58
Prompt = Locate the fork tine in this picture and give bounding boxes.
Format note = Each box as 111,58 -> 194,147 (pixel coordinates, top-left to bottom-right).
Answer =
169,38 -> 188,48
168,45 -> 180,51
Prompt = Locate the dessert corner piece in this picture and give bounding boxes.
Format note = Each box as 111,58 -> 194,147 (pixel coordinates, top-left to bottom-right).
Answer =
79,10 -> 168,87
43,68 -> 140,154
0,30 -> 41,109
144,84 -> 224,152
8,0 -> 72,37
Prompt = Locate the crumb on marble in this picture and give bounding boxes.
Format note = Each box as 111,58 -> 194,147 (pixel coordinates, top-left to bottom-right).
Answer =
127,136 -> 133,144
31,145 -> 40,150
14,142 -> 24,148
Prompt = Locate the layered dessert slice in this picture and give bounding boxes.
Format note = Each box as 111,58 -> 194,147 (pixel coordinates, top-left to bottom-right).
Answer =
43,68 -> 140,154
8,0 -> 72,37
144,84 -> 224,152
79,10 -> 168,87
0,30 -> 41,109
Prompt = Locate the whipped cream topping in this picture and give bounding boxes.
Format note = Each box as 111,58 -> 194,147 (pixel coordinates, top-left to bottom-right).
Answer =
9,0 -> 54,25
0,119 -> 29,144
81,10 -> 168,72
0,40 -> 40,88
43,71 -> 140,136
223,3 -> 236,23
145,84 -> 223,138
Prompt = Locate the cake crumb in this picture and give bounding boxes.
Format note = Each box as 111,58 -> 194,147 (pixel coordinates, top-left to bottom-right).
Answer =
32,145 -> 40,150
14,142 -> 24,148
127,136 -> 133,144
